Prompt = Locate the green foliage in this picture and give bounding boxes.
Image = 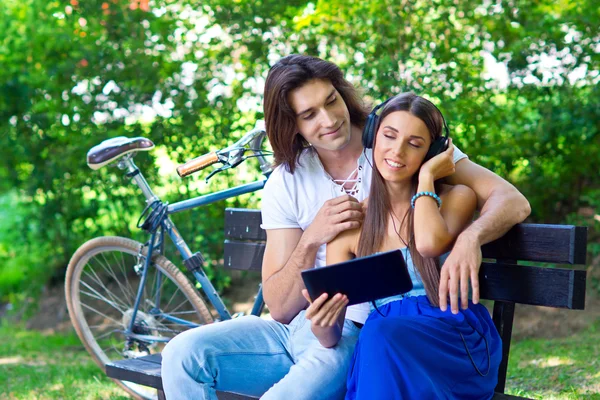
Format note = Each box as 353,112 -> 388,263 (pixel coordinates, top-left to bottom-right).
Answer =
0,0 -> 598,308
0,192 -> 53,302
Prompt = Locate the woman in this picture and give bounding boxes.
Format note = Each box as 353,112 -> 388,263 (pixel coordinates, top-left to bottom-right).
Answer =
301,92 -> 502,399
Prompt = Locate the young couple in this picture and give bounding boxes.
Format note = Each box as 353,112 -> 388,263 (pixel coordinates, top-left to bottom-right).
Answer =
162,54 -> 530,399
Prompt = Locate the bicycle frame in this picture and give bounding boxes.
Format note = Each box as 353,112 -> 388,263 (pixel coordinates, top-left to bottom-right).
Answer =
116,155 -> 269,340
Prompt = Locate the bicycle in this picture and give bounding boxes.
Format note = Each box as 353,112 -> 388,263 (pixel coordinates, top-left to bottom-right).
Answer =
64,122 -> 273,399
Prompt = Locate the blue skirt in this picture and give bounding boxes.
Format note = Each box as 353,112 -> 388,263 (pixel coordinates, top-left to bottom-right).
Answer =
345,296 -> 502,400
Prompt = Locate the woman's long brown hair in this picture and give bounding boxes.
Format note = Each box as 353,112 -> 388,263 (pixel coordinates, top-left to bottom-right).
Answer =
356,93 -> 445,306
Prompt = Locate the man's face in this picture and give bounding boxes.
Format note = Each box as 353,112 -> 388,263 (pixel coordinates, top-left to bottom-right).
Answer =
374,111 -> 431,184
287,79 -> 352,152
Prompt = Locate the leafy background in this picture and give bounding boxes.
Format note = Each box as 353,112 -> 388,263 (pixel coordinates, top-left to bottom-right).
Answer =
0,0 -> 598,314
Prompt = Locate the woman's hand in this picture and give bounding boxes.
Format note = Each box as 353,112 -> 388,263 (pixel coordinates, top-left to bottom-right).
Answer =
302,290 -> 348,328
419,138 -> 456,182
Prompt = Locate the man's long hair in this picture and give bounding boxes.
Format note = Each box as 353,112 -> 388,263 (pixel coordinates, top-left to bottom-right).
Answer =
263,54 -> 369,173
356,93 -> 446,306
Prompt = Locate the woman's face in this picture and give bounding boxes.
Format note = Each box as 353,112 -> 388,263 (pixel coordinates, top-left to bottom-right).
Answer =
373,111 -> 431,184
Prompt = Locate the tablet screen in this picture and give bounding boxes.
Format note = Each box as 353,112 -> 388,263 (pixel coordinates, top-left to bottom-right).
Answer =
301,249 -> 413,306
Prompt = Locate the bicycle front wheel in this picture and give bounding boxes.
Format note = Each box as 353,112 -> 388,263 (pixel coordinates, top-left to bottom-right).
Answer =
65,236 -> 213,400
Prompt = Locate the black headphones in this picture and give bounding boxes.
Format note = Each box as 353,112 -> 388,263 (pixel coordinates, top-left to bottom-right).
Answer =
361,96 -> 450,164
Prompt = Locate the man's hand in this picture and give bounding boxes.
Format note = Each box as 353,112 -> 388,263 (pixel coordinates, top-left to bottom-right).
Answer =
438,231 -> 482,313
302,195 -> 363,247
302,290 -> 348,328
419,138 -> 456,182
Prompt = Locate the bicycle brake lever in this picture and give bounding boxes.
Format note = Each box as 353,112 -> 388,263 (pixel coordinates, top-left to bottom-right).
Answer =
204,164 -> 232,183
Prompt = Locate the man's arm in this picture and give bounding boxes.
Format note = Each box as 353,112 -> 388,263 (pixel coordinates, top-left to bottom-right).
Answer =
262,195 -> 363,324
262,228 -> 316,324
440,159 -> 531,313
446,159 -> 531,244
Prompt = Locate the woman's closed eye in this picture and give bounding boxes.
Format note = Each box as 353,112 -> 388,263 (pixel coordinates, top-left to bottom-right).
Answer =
326,96 -> 337,105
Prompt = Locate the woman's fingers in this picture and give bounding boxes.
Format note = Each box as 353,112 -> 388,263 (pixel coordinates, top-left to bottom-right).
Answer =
305,292 -> 328,319
311,293 -> 345,326
322,296 -> 348,327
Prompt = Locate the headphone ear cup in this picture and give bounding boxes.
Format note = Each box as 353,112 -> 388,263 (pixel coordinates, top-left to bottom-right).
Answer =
423,137 -> 449,163
362,114 -> 377,149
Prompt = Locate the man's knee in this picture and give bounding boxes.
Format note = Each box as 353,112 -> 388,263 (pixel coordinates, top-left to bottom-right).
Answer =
162,316 -> 271,382
162,326 -> 219,382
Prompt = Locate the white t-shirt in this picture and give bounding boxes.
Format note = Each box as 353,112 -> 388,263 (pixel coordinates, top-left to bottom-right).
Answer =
260,145 -> 468,323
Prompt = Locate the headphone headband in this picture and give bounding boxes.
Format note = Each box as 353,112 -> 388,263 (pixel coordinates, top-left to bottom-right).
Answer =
361,94 -> 450,163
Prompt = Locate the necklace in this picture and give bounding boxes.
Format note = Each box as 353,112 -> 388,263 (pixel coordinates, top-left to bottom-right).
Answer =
389,211 -> 409,248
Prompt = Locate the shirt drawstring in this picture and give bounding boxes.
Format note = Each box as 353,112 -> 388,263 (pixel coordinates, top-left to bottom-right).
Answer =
331,165 -> 362,196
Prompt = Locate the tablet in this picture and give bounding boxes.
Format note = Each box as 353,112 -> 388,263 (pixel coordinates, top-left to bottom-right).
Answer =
301,249 -> 413,306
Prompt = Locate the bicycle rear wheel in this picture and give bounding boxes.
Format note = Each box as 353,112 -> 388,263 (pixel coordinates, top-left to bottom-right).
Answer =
65,236 -> 213,400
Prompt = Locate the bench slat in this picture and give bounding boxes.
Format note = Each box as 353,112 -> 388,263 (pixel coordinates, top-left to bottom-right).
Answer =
480,263 -> 586,309
224,241 -> 264,271
481,224 -> 587,264
106,355 -> 258,399
223,242 -> 587,309
225,208 -> 266,241
492,394 -> 532,400
224,210 -> 587,266
105,353 -> 529,399
106,356 -> 163,389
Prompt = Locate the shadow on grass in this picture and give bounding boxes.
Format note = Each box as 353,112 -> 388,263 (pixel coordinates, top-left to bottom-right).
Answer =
505,320 -> 600,399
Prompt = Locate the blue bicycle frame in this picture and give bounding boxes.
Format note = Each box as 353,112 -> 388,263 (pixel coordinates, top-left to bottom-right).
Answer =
117,155 -> 270,339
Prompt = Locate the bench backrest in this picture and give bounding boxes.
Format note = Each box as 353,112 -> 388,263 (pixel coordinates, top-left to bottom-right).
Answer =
222,208 -> 588,393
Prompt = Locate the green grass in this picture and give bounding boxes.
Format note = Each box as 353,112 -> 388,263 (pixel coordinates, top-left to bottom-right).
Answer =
0,320 -> 599,399
0,323 -> 130,399
505,320 -> 600,399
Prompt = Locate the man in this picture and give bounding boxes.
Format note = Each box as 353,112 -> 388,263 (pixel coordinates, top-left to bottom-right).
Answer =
161,54 -> 530,399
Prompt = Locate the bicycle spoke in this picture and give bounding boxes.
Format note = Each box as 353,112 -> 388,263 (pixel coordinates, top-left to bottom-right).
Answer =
164,310 -> 199,315
81,302 -> 124,327
93,328 -> 122,341
161,283 -> 185,312
80,280 -> 128,314
167,296 -> 195,316
106,251 -> 138,304
83,258 -> 131,310
89,322 -> 121,330
100,251 -> 136,305
117,251 -> 139,303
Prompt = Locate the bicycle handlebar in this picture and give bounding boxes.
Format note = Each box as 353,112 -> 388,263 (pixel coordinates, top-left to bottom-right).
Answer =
176,121 -> 271,179
176,151 -> 220,178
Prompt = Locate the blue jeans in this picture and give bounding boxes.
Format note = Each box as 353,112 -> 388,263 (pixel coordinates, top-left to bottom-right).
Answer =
161,310 -> 361,399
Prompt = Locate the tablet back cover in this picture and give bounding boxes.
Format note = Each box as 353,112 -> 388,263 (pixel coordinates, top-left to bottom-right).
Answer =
301,249 -> 414,306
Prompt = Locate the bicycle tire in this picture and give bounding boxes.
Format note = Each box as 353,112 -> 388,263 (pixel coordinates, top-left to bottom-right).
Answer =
65,236 -> 213,400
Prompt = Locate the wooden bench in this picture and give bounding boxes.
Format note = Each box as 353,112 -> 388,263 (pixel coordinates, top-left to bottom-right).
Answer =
106,208 -> 588,400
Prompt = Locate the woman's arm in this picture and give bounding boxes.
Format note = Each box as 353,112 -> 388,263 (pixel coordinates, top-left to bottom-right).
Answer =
413,182 -> 477,257
301,290 -> 348,348
301,228 -> 359,348
413,144 -> 477,258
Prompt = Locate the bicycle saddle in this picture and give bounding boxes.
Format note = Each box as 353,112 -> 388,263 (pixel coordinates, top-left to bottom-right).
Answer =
87,136 -> 154,170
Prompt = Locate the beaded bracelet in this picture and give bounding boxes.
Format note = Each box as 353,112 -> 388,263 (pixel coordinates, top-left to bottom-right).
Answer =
410,191 -> 442,209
